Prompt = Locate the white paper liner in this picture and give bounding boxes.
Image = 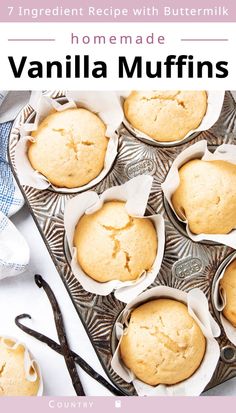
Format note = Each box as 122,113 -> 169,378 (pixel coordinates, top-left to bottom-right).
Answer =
0,211 -> 30,280
14,91 -> 124,193
0,335 -> 43,396
213,252 -> 236,346
119,91 -> 225,146
111,286 -> 220,396
161,140 -> 236,248
64,175 -> 165,303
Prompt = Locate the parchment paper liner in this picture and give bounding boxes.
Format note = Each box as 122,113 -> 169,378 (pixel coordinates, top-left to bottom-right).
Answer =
162,140 -> 236,248
213,252 -> 236,346
64,175 -> 165,303
119,91 -> 225,146
14,91 -> 123,193
0,335 -> 43,396
111,286 -> 220,396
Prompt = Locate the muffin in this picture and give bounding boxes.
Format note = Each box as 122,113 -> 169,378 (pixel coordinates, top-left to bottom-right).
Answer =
74,201 -> 157,282
220,259 -> 236,327
28,108 -> 108,188
124,91 -> 207,142
172,159 -> 236,234
0,338 -> 40,396
120,299 -> 206,385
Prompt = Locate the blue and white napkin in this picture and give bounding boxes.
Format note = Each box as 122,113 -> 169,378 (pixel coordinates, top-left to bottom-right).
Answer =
0,122 -> 24,217
0,92 -> 31,280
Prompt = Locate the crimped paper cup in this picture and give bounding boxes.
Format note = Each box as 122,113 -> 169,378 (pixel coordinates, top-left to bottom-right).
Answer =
162,140 -> 236,248
213,252 -> 236,346
64,175 -> 165,303
14,91 -> 123,193
111,286 -> 220,396
0,336 -> 43,396
119,91 -> 225,147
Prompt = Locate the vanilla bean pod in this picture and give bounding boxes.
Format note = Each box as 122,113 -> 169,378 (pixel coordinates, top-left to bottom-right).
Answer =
34,274 -> 85,396
15,313 -> 123,396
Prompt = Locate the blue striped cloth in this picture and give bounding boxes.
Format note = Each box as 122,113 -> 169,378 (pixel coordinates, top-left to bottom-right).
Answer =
0,122 -> 24,217
0,122 -> 28,280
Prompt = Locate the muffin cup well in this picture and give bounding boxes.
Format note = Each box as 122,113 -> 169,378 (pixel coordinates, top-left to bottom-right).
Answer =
161,140 -> 236,248
119,91 -> 225,147
0,336 -> 43,396
212,252 -> 236,346
111,286 -> 220,396
14,91 -> 123,193
64,175 -> 165,303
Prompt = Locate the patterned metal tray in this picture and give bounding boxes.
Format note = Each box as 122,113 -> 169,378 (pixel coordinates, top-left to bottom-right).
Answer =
8,91 -> 236,395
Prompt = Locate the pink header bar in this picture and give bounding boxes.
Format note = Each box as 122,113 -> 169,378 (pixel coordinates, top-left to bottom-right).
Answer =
0,0 -> 235,22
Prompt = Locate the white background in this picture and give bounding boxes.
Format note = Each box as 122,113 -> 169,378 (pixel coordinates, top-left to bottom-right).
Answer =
0,23 -> 235,89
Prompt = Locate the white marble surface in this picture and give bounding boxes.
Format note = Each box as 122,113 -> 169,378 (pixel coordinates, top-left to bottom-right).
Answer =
0,205 -> 235,396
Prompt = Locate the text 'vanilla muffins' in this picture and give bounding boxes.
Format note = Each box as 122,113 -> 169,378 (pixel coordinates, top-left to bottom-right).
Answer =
172,159 -> 236,234
0,338 -> 40,396
73,201 -> 157,282
124,90 -> 207,142
28,108 -> 108,188
120,299 -> 206,386
220,259 -> 236,327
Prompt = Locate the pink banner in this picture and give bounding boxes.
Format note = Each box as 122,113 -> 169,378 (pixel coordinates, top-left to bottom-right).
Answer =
0,396 -> 236,413
0,0 -> 235,22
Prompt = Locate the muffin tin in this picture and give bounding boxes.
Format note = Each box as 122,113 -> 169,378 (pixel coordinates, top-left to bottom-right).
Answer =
8,90 -> 236,395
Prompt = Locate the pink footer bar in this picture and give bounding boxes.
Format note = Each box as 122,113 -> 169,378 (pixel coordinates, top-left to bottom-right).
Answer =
0,397 -> 235,413
0,0 -> 235,22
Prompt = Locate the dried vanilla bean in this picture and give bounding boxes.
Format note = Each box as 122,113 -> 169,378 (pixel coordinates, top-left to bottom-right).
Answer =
34,274 -> 85,396
15,313 -> 124,396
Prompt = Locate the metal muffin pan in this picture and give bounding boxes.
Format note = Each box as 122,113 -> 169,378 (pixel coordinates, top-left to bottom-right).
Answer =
8,90 -> 236,395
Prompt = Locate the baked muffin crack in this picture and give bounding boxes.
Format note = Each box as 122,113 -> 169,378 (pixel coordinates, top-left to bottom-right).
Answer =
152,327 -> 188,354
0,362 -> 6,376
53,128 -> 65,133
80,141 -> 94,146
101,216 -> 134,232
53,127 -> 95,160
159,316 -> 164,327
101,217 -> 135,274
140,92 -> 186,110
140,91 -> 181,102
138,93 -> 189,125
66,137 -> 79,159
110,235 -> 121,259
124,251 -> 131,273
